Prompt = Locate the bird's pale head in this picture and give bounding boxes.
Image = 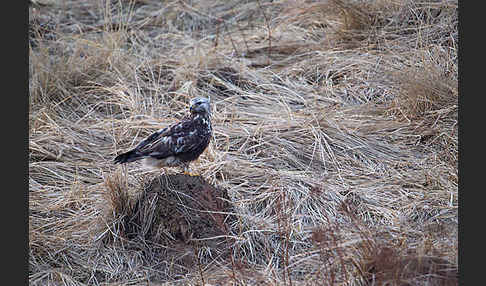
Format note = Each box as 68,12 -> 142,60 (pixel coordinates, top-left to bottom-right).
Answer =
189,97 -> 211,115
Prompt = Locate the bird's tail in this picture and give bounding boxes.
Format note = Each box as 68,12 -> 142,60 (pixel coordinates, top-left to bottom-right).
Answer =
114,150 -> 143,164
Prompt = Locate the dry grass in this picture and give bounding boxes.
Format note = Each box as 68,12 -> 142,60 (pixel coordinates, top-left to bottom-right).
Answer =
29,0 -> 458,285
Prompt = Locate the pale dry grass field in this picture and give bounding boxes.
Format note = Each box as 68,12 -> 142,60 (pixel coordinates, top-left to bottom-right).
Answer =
29,0 -> 458,285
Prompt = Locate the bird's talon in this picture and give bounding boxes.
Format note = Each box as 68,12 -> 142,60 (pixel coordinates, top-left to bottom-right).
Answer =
183,170 -> 198,176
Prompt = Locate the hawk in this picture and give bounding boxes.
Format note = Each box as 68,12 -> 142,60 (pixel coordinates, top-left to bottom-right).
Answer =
114,97 -> 212,175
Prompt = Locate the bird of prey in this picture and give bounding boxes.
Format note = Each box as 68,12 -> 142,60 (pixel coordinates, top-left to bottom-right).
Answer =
114,97 -> 212,175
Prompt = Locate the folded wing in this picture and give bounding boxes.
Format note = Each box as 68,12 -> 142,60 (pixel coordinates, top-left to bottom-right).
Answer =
114,118 -> 204,164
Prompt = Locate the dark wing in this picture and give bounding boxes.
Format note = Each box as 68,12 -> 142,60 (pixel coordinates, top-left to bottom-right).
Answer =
132,126 -> 169,152
144,118 -> 208,160
114,118 -> 182,163
137,113 -> 194,150
114,115 -> 211,164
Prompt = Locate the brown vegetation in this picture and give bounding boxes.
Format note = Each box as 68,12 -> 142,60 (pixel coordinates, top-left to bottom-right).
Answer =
29,0 -> 458,284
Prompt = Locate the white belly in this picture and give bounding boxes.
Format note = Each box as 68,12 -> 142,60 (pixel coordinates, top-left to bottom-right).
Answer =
142,156 -> 181,169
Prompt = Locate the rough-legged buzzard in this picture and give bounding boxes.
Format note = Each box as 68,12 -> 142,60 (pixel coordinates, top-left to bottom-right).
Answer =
114,97 -> 212,175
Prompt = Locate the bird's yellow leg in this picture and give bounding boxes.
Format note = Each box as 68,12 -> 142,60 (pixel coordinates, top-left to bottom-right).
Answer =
183,165 -> 198,176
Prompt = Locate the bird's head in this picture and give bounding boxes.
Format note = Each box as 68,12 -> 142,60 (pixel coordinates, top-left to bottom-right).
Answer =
189,97 -> 211,115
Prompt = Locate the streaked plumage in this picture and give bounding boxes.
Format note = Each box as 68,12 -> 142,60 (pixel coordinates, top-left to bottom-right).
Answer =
114,97 -> 212,173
